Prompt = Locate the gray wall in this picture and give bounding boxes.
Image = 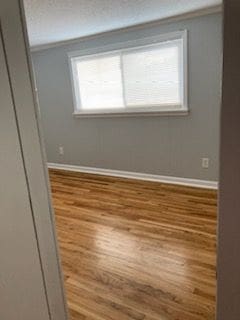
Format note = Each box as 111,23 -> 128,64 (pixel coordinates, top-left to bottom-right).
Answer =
32,13 -> 222,181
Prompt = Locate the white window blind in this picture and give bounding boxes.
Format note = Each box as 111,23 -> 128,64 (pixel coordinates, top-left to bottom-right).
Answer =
76,54 -> 124,110
70,31 -> 187,116
122,41 -> 181,108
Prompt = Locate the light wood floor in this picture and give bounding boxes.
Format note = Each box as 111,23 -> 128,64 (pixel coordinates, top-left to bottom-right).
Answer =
49,169 -> 217,320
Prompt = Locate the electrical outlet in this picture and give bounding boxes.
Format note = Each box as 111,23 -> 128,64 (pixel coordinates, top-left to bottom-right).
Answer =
202,158 -> 209,169
59,146 -> 64,155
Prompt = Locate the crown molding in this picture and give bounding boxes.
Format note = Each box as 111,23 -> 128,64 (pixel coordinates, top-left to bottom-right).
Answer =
31,4 -> 222,53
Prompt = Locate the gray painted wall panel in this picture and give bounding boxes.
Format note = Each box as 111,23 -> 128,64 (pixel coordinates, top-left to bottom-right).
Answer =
32,13 -> 222,181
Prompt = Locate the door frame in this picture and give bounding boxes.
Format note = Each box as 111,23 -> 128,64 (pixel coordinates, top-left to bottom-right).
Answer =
217,1 -> 240,319
0,1 -> 68,319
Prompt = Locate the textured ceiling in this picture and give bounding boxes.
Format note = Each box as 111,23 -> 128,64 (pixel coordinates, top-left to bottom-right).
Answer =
23,0 -> 222,48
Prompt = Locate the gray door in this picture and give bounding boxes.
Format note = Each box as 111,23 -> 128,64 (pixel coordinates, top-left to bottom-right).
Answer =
0,27 -> 50,319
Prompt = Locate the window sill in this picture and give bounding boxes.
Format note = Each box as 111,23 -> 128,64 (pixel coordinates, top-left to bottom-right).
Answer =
72,108 -> 189,118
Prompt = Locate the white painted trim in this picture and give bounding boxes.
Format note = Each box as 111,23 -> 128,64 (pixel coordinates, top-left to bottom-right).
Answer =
31,5 -> 222,52
72,109 -> 189,118
68,30 -> 188,117
48,163 -> 218,190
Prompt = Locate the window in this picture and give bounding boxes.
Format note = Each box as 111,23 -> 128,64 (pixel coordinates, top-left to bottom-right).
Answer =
69,31 -> 187,117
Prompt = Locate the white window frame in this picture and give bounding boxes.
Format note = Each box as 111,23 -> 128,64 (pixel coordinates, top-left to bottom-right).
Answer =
68,30 -> 188,118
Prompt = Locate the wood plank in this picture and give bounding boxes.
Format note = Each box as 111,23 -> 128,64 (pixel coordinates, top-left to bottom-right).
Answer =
49,169 -> 217,320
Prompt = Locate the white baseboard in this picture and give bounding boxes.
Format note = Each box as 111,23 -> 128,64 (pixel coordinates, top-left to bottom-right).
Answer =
48,163 -> 218,190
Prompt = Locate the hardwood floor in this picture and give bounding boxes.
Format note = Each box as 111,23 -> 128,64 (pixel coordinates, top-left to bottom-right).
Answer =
49,169 -> 217,320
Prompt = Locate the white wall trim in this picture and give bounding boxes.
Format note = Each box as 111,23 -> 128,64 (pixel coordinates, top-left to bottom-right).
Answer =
31,4 -> 222,53
48,163 -> 218,190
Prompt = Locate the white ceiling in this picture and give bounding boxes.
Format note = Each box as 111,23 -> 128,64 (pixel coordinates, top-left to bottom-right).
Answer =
23,0 -> 222,48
